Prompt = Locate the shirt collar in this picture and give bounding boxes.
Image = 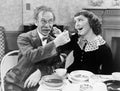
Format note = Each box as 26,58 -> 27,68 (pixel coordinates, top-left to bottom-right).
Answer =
37,29 -> 48,41
85,35 -> 106,52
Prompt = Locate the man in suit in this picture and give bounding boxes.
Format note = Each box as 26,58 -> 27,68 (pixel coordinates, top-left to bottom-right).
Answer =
4,6 -> 70,91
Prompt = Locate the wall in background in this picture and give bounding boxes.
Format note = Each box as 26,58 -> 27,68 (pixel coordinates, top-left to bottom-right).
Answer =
23,0 -> 87,25
23,0 -> 120,25
0,0 -> 23,52
0,0 -> 119,31
0,0 -> 23,31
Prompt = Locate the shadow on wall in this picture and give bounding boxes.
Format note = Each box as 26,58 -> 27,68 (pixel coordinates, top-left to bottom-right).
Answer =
4,24 -> 37,53
5,30 -> 20,53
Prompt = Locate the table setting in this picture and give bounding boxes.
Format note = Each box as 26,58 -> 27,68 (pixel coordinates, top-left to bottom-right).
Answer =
37,68 -> 120,91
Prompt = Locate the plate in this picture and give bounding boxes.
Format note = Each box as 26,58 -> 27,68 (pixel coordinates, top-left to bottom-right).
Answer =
70,70 -> 94,78
68,70 -> 94,83
68,74 -> 81,83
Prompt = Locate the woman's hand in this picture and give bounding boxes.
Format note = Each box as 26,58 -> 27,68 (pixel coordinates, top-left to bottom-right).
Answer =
24,69 -> 41,88
53,27 -> 62,37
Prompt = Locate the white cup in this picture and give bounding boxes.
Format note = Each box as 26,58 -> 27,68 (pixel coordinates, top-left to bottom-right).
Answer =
112,72 -> 120,80
54,68 -> 67,77
93,82 -> 107,91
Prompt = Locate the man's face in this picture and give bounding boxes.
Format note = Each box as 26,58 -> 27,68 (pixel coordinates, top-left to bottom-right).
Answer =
36,11 -> 54,36
74,15 -> 91,36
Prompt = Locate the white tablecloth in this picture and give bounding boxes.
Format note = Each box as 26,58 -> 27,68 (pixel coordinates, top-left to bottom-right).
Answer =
37,75 -> 112,91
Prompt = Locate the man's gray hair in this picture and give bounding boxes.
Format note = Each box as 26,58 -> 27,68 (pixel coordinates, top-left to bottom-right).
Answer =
34,6 -> 55,21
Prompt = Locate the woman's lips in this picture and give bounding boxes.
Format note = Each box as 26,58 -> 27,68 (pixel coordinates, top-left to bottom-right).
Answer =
78,28 -> 83,31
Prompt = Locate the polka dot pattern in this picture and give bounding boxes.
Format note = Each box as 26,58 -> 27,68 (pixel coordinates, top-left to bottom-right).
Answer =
85,35 -> 106,52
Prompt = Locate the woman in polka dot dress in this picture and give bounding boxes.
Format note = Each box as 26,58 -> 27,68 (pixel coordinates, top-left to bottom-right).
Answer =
60,10 -> 113,74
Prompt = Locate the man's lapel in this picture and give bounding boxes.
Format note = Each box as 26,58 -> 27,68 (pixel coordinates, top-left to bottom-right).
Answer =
31,30 -> 57,57
47,35 -> 57,55
31,29 -> 42,47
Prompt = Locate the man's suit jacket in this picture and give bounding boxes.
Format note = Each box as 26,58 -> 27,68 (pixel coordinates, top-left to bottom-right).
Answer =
4,29 -> 62,89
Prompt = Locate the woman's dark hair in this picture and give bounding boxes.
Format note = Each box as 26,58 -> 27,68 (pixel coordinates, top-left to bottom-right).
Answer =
74,10 -> 102,35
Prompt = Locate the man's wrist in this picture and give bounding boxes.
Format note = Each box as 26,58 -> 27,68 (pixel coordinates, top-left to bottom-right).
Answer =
53,40 -> 59,47
36,69 -> 41,75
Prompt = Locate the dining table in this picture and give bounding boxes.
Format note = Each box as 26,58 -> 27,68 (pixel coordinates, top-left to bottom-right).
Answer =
37,73 -> 120,91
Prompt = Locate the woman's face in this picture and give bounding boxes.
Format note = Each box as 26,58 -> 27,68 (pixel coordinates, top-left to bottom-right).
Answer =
74,15 -> 92,36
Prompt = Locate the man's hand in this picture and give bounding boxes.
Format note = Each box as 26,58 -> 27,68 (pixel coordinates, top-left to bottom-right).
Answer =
24,69 -> 41,88
54,31 -> 70,47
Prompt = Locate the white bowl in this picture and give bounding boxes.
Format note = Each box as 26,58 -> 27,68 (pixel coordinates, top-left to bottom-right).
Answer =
42,75 -> 63,87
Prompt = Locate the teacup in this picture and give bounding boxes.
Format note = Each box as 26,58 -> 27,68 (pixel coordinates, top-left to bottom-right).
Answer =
54,68 -> 67,77
112,72 -> 120,80
93,82 -> 107,91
